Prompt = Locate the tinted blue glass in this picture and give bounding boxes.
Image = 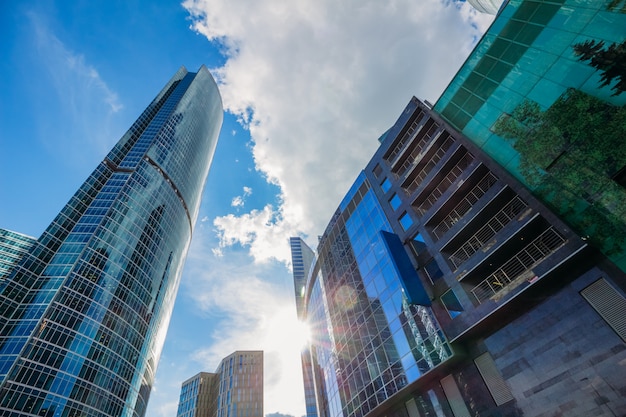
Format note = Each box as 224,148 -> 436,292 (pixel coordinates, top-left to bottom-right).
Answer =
0,67 -> 223,417
381,178 -> 392,193
389,194 -> 402,210
399,212 -> 414,230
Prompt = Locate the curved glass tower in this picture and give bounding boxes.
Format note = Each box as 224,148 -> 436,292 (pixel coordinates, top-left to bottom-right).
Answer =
0,66 -> 223,417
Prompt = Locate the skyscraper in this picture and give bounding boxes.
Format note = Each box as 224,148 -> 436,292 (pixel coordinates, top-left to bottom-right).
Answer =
176,351 -> 263,417
0,65 -> 223,417
289,238 -> 317,417
293,95 -> 626,417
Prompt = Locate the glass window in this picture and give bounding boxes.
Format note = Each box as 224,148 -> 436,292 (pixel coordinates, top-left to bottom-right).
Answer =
423,258 -> 443,283
441,289 -> 464,318
399,212 -> 414,231
381,178 -> 392,193
373,164 -> 383,177
389,194 -> 402,211
409,233 -> 428,257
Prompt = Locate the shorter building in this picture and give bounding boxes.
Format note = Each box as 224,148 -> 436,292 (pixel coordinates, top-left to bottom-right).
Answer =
176,351 -> 263,417
177,372 -> 216,417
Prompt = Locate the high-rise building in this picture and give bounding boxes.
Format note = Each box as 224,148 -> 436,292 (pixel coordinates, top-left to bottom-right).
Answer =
434,0 -> 626,271
176,372 -> 216,417
0,229 -> 35,280
293,95 -> 626,417
0,65 -> 223,417
176,351 -> 263,417
289,238 -> 317,417
293,3 -> 626,416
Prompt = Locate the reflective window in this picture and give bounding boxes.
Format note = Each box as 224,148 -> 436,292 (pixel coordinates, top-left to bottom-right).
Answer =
373,164 -> 383,178
441,289 -> 464,318
381,178 -> 392,193
389,194 -> 402,211
423,258 -> 443,283
409,233 -> 428,257
399,212 -> 414,231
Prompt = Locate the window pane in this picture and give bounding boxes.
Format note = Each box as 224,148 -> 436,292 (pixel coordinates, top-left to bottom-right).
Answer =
389,194 -> 402,210
381,178 -> 392,193
399,212 -> 413,230
441,289 -> 464,318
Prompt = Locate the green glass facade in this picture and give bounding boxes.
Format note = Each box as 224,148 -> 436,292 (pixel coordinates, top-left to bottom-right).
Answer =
434,0 -> 626,269
0,66 -> 223,417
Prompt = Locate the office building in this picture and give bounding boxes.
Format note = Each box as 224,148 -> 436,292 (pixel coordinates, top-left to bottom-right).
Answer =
0,65 -> 223,417
289,238 -> 318,417
176,372 -> 216,417
434,0 -> 626,271
293,95 -> 626,417
176,351 -> 263,417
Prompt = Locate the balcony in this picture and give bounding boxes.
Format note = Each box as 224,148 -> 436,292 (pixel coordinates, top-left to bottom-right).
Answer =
384,112 -> 425,165
413,152 -> 474,216
431,172 -> 499,240
448,195 -> 529,269
470,227 -> 567,304
393,126 -> 449,180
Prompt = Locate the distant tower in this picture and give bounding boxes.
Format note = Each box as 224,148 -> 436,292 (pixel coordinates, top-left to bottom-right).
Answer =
176,372 -> 217,417
289,237 -> 318,417
0,66 -> 223,417
176,351 -> 263,417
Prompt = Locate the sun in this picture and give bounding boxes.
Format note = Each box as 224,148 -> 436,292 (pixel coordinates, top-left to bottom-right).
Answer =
262,306 -> 311,355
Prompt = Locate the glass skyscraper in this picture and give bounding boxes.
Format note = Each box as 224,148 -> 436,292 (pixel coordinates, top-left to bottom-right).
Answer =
0,65 -> 223,417
176,351 -> 263,417
289,238 -> 317,417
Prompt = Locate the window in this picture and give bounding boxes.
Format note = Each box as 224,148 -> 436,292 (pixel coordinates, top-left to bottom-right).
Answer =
399,212 -> 414,231
423,258 -> 443,283
389,194 -> 402,211
381,178 -> 392,193
441,289 -> 464,318
373,164 -> 383,178
409,233 -> 428,257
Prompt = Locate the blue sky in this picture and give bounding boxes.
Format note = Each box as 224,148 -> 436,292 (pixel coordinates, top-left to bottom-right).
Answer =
0,1 -> 493,416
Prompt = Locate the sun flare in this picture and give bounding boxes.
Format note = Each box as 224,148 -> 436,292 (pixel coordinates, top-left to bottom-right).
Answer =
263,307 -> 311,355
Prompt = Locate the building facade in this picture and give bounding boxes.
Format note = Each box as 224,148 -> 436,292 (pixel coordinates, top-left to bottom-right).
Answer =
176,372 -> 216,417
0,65 -> 223,417
289,238 -> 318,417
434,0 -> 626,270
294,96 -> 626,417
0,229 -> 36,281
176,351 -> 263,417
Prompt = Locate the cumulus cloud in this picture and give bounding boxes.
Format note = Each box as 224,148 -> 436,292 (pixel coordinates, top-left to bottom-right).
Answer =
183,0 -> 494,264
231,186 -> 253,207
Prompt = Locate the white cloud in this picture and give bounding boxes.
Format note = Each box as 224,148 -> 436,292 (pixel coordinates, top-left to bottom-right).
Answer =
231,186 -> 254,208
27,12 -> 123,162
181,230 -> 306,416
231,195 -> 245,207
214,204 -> 295,264
183,0 -> 494,264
